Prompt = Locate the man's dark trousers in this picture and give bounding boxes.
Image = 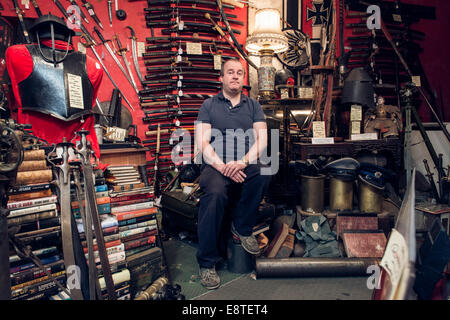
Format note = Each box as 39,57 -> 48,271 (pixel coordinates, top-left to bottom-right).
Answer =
196,164 -> 267,268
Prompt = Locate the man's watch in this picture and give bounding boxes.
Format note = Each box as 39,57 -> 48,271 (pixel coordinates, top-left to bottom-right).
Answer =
242,156 -> 249,166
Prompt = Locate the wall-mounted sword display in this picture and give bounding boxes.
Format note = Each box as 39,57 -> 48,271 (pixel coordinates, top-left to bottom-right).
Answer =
126,26 -> 145,85
144,5 -> 237,19
147,0 -> 235,10
114,34 -> 139,93
31,0 -> 42,17
144,12 -> 244,26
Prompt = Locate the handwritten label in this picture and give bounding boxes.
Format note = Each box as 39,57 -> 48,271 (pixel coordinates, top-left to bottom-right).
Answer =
351,121 -> 361,134
411,76 -> 421,87
312,121 -> 326,138
351,133 -> 378,141
106,126 -> 127,142
67,73 -> 84,110
214,54 -> 222,70
311,137 -> 334,144
350,104 -> 362,121
137,42 -> 145,57
186,42 -> 202,55
78,42 -> 86,54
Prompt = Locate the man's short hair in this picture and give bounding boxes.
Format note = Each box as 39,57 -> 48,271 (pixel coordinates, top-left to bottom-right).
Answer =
220,57 -> 245,76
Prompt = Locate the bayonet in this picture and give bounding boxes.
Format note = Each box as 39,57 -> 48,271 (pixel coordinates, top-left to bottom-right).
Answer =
145,13 -> 244,26
146,65 -> 220,73
146,36 -> 230,46
114,34 -> 139,93
143,51 -> 235,60
144,73 -> 219,81
108,0 -> 113,27
142,78 -> 222,87
151,21 -> 241,35
423,159 -> 440,202
67,0 -> 90,24
31,0 -> 42,17
81,0 -> 104,30
139,84 -> 221,96
93,27 -> 139,95
126,26 -> 145,85
147,0 -> 235,9
12,0 -> 31,44
80,34 -> 134,110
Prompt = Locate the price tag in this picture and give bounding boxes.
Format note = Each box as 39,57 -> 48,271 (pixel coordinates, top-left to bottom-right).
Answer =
411,76 -> 421,87
177,80 -> 182,87
280,88 -> 290,99
178,21 -> 184,30
350,105 -> 362,121
351,121 -> 361,134
67,73 -> 84,110
106,126 -> 127,142
312,121 -> 326,138
175,119 -> 180,126
178,47 -> 183,55
178,90 -> 183,97
214,54 -> 222,70
186,42 -> 203,55
22,0 -> 30,9
78,42 -> 86,54
392,14 -> 402,23
176,55 -> 182,63
137,42 -> 145,57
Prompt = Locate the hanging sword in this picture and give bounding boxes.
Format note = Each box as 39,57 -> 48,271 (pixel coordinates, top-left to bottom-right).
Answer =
31,0 -> 42,17
74,129 -> 116,300
114,34 -> 139,93
126,26 -> 145,85
108,0 -> 113,27
12,0 -> 31,44
93,27 -> 139,95
67,0 -> 90,24
80,34 -> 134,110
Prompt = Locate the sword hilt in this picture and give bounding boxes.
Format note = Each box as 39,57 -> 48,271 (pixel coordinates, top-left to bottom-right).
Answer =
114,34 -> 126,54
126,26 -> 136,39
74,129 -> 92,165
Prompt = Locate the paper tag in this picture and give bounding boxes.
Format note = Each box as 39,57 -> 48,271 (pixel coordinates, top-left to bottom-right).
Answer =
311,137 -> 334,144
22,0 -> 30,9
178,90 -> 183,96
137,42 -> 145,57
351,133 -> 378,141
214,54 -> 222,70
67,73 -> 84,110
186,42 -> 202,55
280,88 -> 290,99
392,14 -> 402,23
78,42 -> 86,54
175,119 -> 180,126
178,47 -> 183,55
411,76 -> 421,87
106,126 -> 127,142
178,21 -> 184,30
176,55 -> 182,63
312,223 -> 319,233
312,121 -> 326,138
351,121 -> 361,134
298,87 -> 313,99
350,104 -> 362,121
88,9 -> 94,16
177,80 -> 182,87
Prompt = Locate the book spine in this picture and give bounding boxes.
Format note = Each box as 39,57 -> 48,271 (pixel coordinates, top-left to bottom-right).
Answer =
73,203 -> 111,216
111,201 -> 154,214
124,243 -> 156,257
119,225 -> 157,239
10,270 -> 66,291
71,196 -> 111,209
7,209 -> 58,226
15,169 -> 53,185
95,184 -> 108,192
84,244 -> 125,259
9,183 -> 50,194
22,149 -> 45,161
17,160 -> 48,172
9,246 -> 58,264
83,239 -> 122,253
123,235 -> 156,251
7,189 -> 52,201
10,260 -> 65,287
10,255 -> 61,274
11,275 -> 66,300
90,251 -> 126,266
113,207 -> 157,222
8,203 -> 58,218
14,217 -> 61,234
117,214 -> 156,227
98,269 -> 131,291
120,229 -> 157,243
7,195 -> 57,210
113,183 -> 145,192
110,193 -> 153,204
118,219 -> 156,232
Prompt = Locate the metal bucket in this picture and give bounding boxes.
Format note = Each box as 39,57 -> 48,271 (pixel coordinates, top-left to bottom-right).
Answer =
329,177 -> 354,211
300,174 -> 325,213
358,175 -> 385,213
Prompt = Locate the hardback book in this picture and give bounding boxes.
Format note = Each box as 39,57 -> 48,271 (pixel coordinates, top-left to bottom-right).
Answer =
119,225 -> 157,239
111,201 -> 154,214
15,169 -> 53,185
17,160 -> 48,172
118,219 -> 157,232
123,235 -> 156,251
336,213 -> 379,239
83,239 -> 122,254
7,209 -> 58,226
110,192 -> 154,204
98,268 -> 131,292
10,255 -> 62,274
7,195 -> 57,210
10,270 -> 66,292
120,229 -> 158,243
7,189 -> 52,201
9,246 -> 58,265
8,203 -> 58,218
10,260 -> 65,287
11,275 -> 66,301
112,207 -> 158,222
84,243 -> 125,261
118,214 -> 156,227
9,183 -> 50,194
342,230 -> 387,258
112,182 -> 146,192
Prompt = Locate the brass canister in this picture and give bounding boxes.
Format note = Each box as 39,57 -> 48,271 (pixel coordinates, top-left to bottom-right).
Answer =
358,175 -> 385,213
329,176 -> 354,211
300,174 -> 325,213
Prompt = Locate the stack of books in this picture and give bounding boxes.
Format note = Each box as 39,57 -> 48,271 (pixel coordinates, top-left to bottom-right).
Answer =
105,166 -> 146,193
7,155 -> 66,300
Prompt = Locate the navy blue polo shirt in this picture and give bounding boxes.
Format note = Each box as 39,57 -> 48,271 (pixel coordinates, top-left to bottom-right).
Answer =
196,91 -> 266,162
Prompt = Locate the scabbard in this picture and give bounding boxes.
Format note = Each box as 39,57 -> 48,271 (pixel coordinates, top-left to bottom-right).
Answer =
145,13 -> 244,26
143,114 -> 198,122
145,43 -> 233,52
255,258 -> 380,278
144,7 -> 237,19
139,84 -> 221,95
145,107 -> 199,115
147,0 -> 234,10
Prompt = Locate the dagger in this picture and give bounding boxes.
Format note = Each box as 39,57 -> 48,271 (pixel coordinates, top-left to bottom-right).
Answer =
31,0 -> 42,17
81,0 -> 103,30
114,34 -> 139,93
93,27 -> 139,95
144,6 -> 237,19
108,0 -> 113,27
147,21 -> 241,35
147,0 -> 235,9
66,0 -> 89,24
144,13 -> 244,26
145,65 -> 220,72
142,79 -> 222,86
12,0 -> 31,44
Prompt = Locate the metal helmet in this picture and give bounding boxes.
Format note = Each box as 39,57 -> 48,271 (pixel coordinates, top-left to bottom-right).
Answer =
29,14 -> 75,67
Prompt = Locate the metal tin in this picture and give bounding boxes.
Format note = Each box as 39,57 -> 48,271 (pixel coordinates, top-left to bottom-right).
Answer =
358,175 -> 385,213
329,176 -> 354,211
300,174 -> 325,213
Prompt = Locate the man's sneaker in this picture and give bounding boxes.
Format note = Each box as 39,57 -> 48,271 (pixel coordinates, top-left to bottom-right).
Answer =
231,223 -> 260,255
199,267 -> 220,290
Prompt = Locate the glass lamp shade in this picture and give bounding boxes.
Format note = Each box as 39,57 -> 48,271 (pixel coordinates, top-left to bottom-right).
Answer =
245,8 -> 288,54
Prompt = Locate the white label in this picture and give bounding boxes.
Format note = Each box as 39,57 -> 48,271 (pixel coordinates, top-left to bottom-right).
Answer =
177,80 -> 182,87
178,47 -> 183,55
311,137 -> 334,144
106,126 -> 127,142
22,0 -> 30,9
312,223 -> 319,232
176,55 -> 182,63
214,54 -> 222,70
78,42 -> 86,54
280,88 -> 290,99
88,9 -> 94,16
312,121 -> 326,138
67,73 -> 84,110
178,90 -> 183,96
298,87 -> 313,99
178,21 -> 184,30
350,104 -> 362,121
137,42 -> 145,57
351,133 -> 378,141
351,121 -> 361,134
411,76 -> 421,87
380,229 -> 408,299
175,119 -> 180,126
186,42 -> 202,55
392,14 -> 402,23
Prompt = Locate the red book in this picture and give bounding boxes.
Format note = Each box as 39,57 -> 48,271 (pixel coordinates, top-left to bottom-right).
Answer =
112,207 -> 157,222
109,192 -> 153,204
83,239 -> 122,254
120,229 -> 158,243
123,236 -> 156,251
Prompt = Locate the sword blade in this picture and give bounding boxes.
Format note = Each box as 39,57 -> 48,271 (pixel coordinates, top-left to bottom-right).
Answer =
120,51 -> 139,93
130,38 -> 145,84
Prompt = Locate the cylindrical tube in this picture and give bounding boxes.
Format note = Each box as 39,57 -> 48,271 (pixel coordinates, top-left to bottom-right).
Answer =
358,177 -> 384,213
300,174 -> 325,213
134,277 -> 168,300
329,177 -> 353,211
256,257 -> 380,278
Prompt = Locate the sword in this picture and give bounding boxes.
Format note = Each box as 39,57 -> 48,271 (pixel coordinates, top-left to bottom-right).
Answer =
93,27 -> 139,95
145,72 -> 220,80
12,0 -> 31,44
108,0 -> 113,27
126,26 -> 145,85
31,0 -> 42,17
147,0 -> 235,9
145,42 -> 233,53
142,79 -> 222,86
80,34 -> 134,110
74,129 -> 116,300
145,13 -> 244,26
114,34 -> 139,93
51,139 -> 84,300
81,0 -> 104,30
144,6 -> 238,19
67,0 -> 90,24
